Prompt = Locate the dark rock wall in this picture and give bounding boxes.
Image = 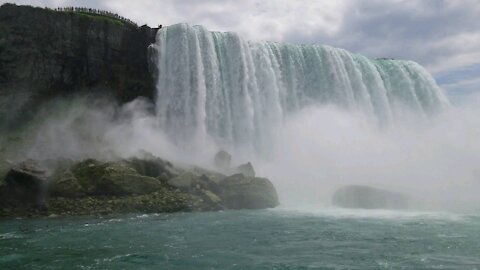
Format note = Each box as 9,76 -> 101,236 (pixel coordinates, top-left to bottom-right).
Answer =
0,4 -> 158,130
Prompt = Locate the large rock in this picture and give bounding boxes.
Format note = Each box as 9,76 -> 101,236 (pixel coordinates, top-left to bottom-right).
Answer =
234,162 -> 256,177
1,155 -> 282,216
51,170 -> 84,197
332,185 -> 410,210
167,171 -> 224,210
218,174 -> 279,209
3,160 -> 48,207
167,172 -> 199,190
127,156 -> 180,182
65,159 -> 164,196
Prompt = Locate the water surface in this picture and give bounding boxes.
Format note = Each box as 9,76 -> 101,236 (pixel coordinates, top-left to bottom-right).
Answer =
1,207 -> 479,269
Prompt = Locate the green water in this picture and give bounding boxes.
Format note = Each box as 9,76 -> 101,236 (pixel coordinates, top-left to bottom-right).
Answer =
1,208 -> 479,269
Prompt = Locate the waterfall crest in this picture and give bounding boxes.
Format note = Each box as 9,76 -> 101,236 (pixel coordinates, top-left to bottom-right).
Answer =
151,23 -> 449,151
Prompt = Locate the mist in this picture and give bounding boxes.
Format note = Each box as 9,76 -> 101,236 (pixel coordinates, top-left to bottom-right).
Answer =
257,95 -> 480,211
2,90 -> 479,212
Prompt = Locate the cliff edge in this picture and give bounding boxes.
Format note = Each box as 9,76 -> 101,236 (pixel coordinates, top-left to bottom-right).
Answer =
0,4 -> 158,130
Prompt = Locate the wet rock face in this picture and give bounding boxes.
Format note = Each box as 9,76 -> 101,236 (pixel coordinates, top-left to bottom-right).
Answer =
0,4 -> 157,131
235,162 -> 256,177
332,185 -> 410,210
62,159 -> 165,196
0,155 -> 280,217
219,174 -> 279,209
3,160 -> 48,208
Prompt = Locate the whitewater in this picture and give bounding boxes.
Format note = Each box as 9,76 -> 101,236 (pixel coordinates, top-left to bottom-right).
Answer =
152,23 -> 449,154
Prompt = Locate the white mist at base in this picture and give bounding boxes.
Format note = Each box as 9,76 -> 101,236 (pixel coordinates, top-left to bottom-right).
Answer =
17,97 -> 219,169
15,93 -> 480,212
254,97 -> 480,211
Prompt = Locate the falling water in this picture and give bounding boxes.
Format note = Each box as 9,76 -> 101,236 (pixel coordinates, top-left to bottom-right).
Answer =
151,23 -> 449,153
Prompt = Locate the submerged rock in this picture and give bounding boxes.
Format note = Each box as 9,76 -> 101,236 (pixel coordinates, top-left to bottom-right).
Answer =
332,185 -> 410,210
218,174 -> 279,209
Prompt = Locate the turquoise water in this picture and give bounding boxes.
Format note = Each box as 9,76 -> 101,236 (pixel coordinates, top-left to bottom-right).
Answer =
1,208 -> 479,269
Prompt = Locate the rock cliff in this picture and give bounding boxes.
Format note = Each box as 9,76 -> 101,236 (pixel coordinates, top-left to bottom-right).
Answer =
0,4 -> 158,130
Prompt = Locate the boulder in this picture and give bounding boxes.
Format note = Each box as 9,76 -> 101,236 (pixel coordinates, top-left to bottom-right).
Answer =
332,185 -> 410,210
234,162 -> 256,177
127,156 -> 179,179
214,150 -> 231,170
168,172 -> 222,195
3,160 -> 48,207
167,172 -> 198,190
0,155 -> 282,216
191,166 -> 225,184
69,159 -> 164,196
50,170 -> 84,197
167,172 -> 225,210
218,174 -> 279,209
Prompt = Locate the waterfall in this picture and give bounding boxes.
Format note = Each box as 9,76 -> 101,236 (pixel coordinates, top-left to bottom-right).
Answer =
151,23 -> 449,152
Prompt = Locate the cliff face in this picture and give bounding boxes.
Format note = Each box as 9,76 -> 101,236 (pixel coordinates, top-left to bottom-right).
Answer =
0,4 -> 158,129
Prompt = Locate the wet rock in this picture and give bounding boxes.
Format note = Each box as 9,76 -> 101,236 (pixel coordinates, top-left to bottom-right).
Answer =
234,162 -> 256,177
218,174 -> 279,209
203,190 -> 222,204
69,159 -> 164,196
0,155 -> 281,217
3,160 -> 48,207
332,185 -> 410,210
191,166 -> 225,184
167,172 -> 198,190
168,172 -> 221,196
50,170 -> 84,197
127,156 -> 179,179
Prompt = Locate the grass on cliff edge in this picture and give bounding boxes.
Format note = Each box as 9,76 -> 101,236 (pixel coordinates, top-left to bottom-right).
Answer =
60,11 -> 126,27
74,12 -> 125,26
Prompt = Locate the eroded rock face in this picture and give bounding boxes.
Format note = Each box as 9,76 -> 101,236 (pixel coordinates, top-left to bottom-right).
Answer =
3,160 -> 48,207
68,159 -> 164,196
218,174 -> 279,209
332,185 -> 410,210
0,4 -> 157,132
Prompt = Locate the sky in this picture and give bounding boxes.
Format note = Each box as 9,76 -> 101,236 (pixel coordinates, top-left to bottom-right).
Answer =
2,0 -> 479,101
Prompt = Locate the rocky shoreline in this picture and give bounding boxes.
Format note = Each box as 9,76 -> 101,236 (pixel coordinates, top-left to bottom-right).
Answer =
0,153 -> 279,218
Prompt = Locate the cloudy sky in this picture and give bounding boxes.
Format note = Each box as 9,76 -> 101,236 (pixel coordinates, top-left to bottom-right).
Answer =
3,0 -> 479,100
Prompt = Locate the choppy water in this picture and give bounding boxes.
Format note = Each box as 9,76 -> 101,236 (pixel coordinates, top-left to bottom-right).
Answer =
1,208 -> 480,269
